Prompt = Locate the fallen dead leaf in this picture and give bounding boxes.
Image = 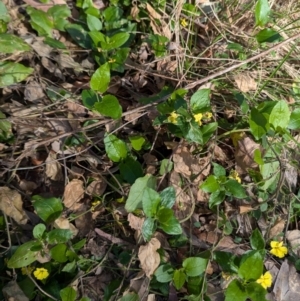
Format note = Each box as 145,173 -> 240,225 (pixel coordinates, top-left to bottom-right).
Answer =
286,230 -> 300,257
129,271 -> 150,301
54,216 -> 78,238
268,219 -> 285,239
19,179 -> 38,193
239,205 -> 254,214
63,179 -> 84,209
138,238 -> 161,278
86,178 -> 107,196
128,213 -> 145,231
45,152 -> 64,181
2,281 -> 29,301
0,187 -> 28,224
24,81 -> 45,103
234,73 -> 257,93
235,136 -> 263,174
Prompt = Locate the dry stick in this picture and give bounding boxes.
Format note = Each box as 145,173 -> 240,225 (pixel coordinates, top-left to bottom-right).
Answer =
183,32 -> 300,90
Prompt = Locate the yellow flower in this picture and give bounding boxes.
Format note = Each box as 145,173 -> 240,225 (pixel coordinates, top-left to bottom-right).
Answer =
256,271 -> 272,289
180,18 -> 188,27
221,271 -> 231,281
270,241 -> 288,258
229,170 -> 241,183
203,112 -> 213,120
33,268 -> 49,280
108,58 -> 116,63
21,266 -> 35,275
168,111 -> 179,124
193,113 -> 203,126
230,132 -> 246,147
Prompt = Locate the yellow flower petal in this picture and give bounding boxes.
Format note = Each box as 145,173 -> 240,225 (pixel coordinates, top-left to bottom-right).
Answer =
256,271 -> 272,289
168,112 -> 179,124
33,268 -> 49,280
193,113 -> 203,125
270,241 -> 288,258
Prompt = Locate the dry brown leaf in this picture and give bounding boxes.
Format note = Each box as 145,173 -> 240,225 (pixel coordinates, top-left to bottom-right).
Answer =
234,73 -> 257,93
268,219 -> 285,239
45,152 -> 64,181
129,271 -> 150,301
0,187 -> 28,224
146,3 -> 172,40
63,179 -> 84,209
213,144 -> 228,163
128,213 -> 144,231
19,179 -> 38,193
54,216 -> 78,237
239,205 -> 254,214
2,281 -> 29,301
138,238 -> 161,278
86,179 -> 107,196
286,230 -> 300,257
235,136 -> 262,174
24,81 -> 45,103
147,295 -> 156,301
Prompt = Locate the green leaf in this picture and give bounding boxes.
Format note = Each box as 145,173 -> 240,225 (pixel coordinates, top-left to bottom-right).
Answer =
120,293 -> 139,301
104,133 -> 127,162
225,279 -> 248,301
159,215 -> 182,235
60,287 -> 77,301
81,89 -> 100,109
238,250 -> 264,280
260,160 -> 279,190
33,224 -> 46,239
200,175 -> 220,193
160,186 -> 176,208
44,37 -> 67,49
190,89 -> 210,113
129,135 -> 145,151
254,149 -> 264,165
0,111 -> 12,140
87,14 -> 102,31
224,179 -> 247,199
48,4 -> 71,31
90,63 -> 110,93
209,190 -> 226,208
109,47 -> 130,72
32,195 -> 63,223
214,251 -> 238,273
249,107 -> 269,139
66,23 -> 92,49
62,260 -> 76,273
159,159 -> 173,175
102,32 -> 130,50
269,100 -> 290,130
7,241 -> 39,268
0,2 -> 10,23
119,157 -> 143,184
212,162 -> 226,177
93,94 -> 122,119
142,217 -> 156,241
26,6 -> 53,37
173,269 -> 186,290
250,229 -> 265,250
88,31 -> 106,46
0,61 -> 33,87
50,243 -> 68,263
182,257 -> 208,277
157,208 -> 174,224
255,0 -> 270,27
0,33 -> 31,53
246,282 -> 268,301
202,122 -> 218,144
186,124 -> 203,144
125,174 -> 156,212
256,29 -> 282,43
47,229 -> 73,244
142,187 -> 161,217
288,108 -> 300,130
155,264 -> 174,283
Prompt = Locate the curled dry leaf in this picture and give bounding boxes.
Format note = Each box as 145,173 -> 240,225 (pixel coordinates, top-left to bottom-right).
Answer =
138,238 -> 161,278
19,179 -> 38,193
63,179 -> 84,209
0,187 -> 28,224
235,136 -> 262,174
128,213 -> 144,231
268,219 -> 285,240
286,230 -> 300,257
86,178 -> 107,196
234,73 -> 257,93
45,152 -> 64,181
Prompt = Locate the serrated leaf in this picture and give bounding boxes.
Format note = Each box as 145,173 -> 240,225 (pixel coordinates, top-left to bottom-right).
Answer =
93,94 -> 122,119
7,241 -> 39,268
0,62 -> 33,87
269,100 -> 290,130
182,257 -> 208,277
160,186 -> 176,208
190,89 -> 210,113
125,174 -> 156,212
90,63 -> 110,93
156,208 -> 174,224
224,179 -> 247,199
142,187 -> 161,217
0,34 -> 31,53
200,175 -> 220,193
255,0 -> 270,27
159,215 -> 182,235
32,195 -> 63,223
173,269 -> 186,290
104,133 -> 127,162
